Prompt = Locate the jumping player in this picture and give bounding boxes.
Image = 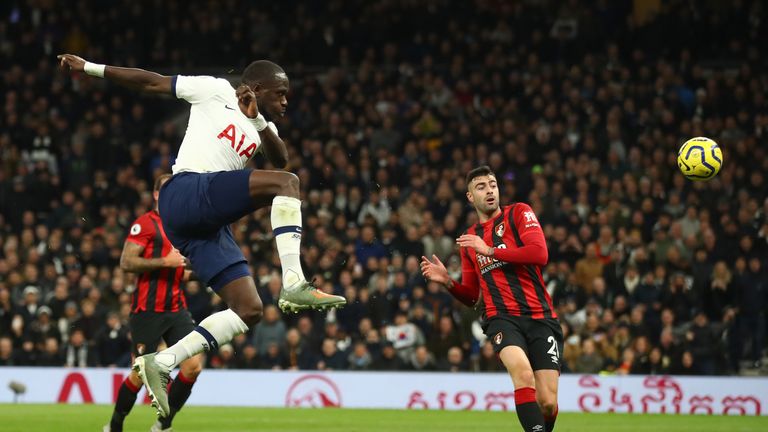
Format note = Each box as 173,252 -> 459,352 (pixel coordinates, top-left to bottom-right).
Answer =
421,166 -> 561,432
57,53 -> 346,417
106,174 -> 203,432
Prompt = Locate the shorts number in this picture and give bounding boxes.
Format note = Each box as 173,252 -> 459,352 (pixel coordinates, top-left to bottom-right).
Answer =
547,336 -> 559,358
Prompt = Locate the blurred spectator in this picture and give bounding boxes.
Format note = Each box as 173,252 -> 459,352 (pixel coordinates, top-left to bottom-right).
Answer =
734,257 -> 766,369
347,341 -> 373,370
37,336 -> 64,366
574,338 -> 604,374
476,341 -> 504,372
94,312 -> 130,367
252,305 -> 287,355
63,329 -> 97,367
0,337 -> 14,366
371,343 -> 403,371
0,0 -> 765,376
408,345 -> 437,371
384,311 -> 425,361
209,344 -> 236,369
236,344 -> 260,369
319,338 -> 348,371
438,347 -> 468,372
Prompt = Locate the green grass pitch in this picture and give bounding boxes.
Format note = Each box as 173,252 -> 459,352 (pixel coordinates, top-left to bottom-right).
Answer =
0,404 -> 766,431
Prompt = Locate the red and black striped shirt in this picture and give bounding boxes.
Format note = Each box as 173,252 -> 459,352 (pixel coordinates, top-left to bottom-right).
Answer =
455,203 -> 556,320
126,211 -> 187,314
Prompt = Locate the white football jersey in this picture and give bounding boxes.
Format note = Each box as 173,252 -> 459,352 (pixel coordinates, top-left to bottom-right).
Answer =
171,75 -> 278,174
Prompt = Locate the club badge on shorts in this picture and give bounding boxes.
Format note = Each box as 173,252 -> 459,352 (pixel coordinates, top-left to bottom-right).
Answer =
494,332 -> 503,345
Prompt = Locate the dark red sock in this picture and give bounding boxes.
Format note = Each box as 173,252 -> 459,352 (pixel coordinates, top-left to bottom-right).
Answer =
544,405 -> 558,432
160,371 -> 197,429
514,387 -> 546,432
110,377 -> 141,432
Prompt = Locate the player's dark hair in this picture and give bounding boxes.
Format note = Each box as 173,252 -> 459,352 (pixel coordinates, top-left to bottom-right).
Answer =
154,173 -> 172,192
466,165 -> 496,188
241,60 -> 286,87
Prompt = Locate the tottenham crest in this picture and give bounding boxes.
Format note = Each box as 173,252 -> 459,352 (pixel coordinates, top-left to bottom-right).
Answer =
495,223 -> 505,237
494,332 -> 503,345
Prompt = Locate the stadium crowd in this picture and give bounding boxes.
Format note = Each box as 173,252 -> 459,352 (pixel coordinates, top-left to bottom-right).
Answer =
0,0 -> 766,376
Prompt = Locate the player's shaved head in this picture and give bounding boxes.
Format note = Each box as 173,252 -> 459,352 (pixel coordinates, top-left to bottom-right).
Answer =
466,165 -> 496,189
242,60 -> 287,87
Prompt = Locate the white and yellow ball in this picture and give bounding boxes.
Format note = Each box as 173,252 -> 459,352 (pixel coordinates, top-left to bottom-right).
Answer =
677,137 -> 723,181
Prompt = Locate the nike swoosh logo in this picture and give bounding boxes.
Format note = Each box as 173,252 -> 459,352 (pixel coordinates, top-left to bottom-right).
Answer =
224,104 -> 235,110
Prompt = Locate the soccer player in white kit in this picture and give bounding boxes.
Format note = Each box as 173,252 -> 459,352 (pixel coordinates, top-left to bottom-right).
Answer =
58,53 -> 346,417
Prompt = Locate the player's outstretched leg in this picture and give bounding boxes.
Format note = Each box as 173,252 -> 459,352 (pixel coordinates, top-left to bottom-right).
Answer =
134,309 -> 250,416
134,276 -> 260,417
248,170 -> 346,312
499,346 -> 547,432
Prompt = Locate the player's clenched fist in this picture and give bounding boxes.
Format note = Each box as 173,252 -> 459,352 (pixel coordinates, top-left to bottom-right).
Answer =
163,248 -> 187,268
236,84 -> 260,118
57,54 -> 86,71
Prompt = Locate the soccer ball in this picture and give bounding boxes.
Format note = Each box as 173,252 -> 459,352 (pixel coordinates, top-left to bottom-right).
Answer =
677,137 -> 723,181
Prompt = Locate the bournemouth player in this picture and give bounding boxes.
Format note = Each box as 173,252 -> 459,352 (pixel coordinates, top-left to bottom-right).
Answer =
57,53 -> 346,417
105,174 -> 203,432
421,166 -> 561,432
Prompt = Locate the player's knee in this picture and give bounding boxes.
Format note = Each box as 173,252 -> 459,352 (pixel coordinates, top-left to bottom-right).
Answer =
182,357 -> 203,379
513,369 -> 536,388
280,172 -> 300,196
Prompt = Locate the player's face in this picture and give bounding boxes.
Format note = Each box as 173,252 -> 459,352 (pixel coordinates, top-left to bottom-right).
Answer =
467,175 -> 500,215
257,76 -> 289,119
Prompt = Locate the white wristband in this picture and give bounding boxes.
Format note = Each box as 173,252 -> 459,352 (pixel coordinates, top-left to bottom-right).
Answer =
83,62 -> 106,78
248,113 -> 268,132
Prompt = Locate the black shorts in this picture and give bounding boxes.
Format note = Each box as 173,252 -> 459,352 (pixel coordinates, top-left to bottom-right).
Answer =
485,316 -> 564,371
129,310 -> 196,356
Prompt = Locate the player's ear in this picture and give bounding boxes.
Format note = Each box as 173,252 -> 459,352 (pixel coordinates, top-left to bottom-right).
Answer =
466,191 -> 473,203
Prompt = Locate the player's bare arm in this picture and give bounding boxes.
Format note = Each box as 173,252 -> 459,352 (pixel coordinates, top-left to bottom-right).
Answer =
120,242 -> 186,273
57,54 -> 172,95
237,82 -> 289,168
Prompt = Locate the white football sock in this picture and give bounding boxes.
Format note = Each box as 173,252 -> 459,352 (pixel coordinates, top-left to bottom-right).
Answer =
154,309 -> 249,371
271,195 -> 306,289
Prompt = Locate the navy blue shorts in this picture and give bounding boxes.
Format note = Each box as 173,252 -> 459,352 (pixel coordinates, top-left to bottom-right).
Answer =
158,170 -> 256,290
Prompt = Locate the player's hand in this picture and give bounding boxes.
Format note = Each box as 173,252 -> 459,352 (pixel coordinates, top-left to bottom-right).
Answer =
57,54 -> 87,72
420,255 -> 450,286
456,234 -> 492,256
236,84 -> 260,118
163,248 -> 187,268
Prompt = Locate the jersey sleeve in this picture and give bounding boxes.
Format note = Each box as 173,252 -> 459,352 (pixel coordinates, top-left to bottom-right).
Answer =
172,75 -> 230,104
125,216 -> 154,249
448,246 -> 481,307
266,121 -> 278,136
512,203 -> 546,244
492,203 -> 549,266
